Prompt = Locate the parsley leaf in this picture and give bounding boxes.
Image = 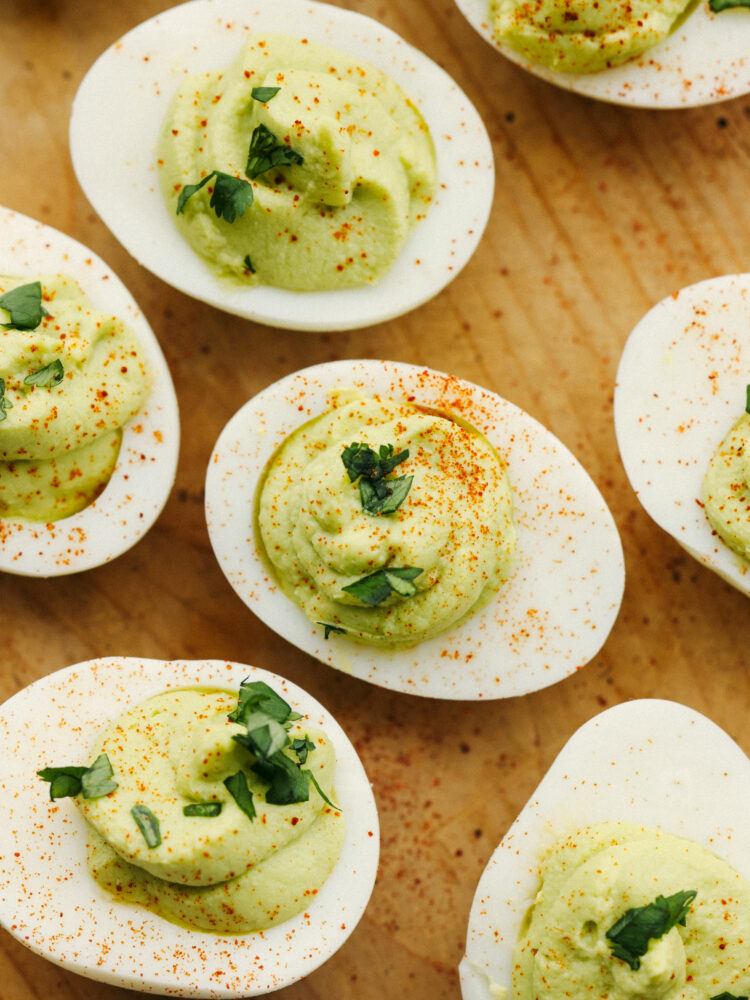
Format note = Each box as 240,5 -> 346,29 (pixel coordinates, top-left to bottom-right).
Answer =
251,86 -> 280,102
224,770 -> 257,821
606,889 -> 697,970
183,802 -> 222,817
131,804 -> 161,847
24,359 -> 64,388
709,0 -> 750,11
246,123 -> 304,179
0,377 -> 12,422
341,442 -> 413,515
176,170 -> 254,222
0,281 -> 49,330
292,736 -> 315,765
342,566 -> 423,606
317,622 -> 347,639
228,679 -> 300,729
38,753 -> 117,800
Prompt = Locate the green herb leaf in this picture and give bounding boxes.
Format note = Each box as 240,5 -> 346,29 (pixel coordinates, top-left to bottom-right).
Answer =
246,123 -> 304,179
131,804 -> 161,847
0,377 -> 12,422
0,281 -> 49,330
341,442 -> 413,515
243,254 -> 256,274
342,566 -> 423,606
183,802 -> 222,817
708,0 -> 750,11
606,889 -> 697,970
292,736 -> 315,765
308,769 -> 340,811
37,765 -> 87,800
80,753 -> 118,799
228,678 -> 300,727
745,384 -> 750,414
253,751 -> 310,805
710,994 -> 749,1000
176,170 -> 254,222
224,770 -> 256,821
233,713 -> 290,760
251,86 -> 280,102
317,622 -> 347,639
24,359 -> 64,388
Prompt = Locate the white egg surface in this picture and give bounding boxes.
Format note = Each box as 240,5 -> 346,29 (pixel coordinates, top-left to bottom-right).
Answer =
205,359 -> 625,700
459,698 -> 750,1000
455,0 -> 750,108
69,0 -> 494,332
0,206 -> 179,577
614,273 -> 750,597
0,657 -> 379,998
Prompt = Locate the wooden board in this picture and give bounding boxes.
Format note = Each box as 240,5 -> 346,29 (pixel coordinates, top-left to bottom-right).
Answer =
1,1 -> 749,997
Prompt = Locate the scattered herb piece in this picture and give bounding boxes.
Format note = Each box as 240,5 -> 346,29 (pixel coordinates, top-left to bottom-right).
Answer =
710,994 -> 748,1000
224,770 -> 257,821
177,170 -> 254,222
708,0 -> 750,12
245,123 -> 304,178
38,753 -> 118,800
37,765 -> 87,800
340,442 -> 413,515
183,802 -> 222,817
745,383 -> 750,414
308,769 -> 340,811
0,377 -> 12,422
292,736 -> 315,765
80,753 -> 118,798
0,281 -> 48,330
131,804 -> 161,847
24,359 -> 64,388
342,566 -> 423,606
251,86 -> 280,102
252,751 -> 309,805
606,889 -> 697,970
317,622 -> 346,639
243,254 -> 256,274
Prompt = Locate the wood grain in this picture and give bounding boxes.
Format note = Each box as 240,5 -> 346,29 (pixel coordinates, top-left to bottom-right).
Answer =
1,0 -> 749,997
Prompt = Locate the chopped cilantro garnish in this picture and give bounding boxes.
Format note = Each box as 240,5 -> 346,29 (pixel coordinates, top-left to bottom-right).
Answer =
24,359 -> 64,388
745,383 -> 750,414
251,86 -> 280,102
243,254 -> 256,274
183,802 -> 222,817
0,281 -> 48,330
245,123 -> 303,179
317,622 -> 347,639
176,170 -> 254,222
606,889 -> 697,970
708,0 -> 750,11
224,770 -> 257,821
340,442 -> 413,515
0,377 -> 12,422
38,753 -> 117,800
342,566 -> 423,605
131,804 -> 161,847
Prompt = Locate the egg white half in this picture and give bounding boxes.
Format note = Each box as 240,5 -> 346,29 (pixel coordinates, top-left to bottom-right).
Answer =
0,205 -> 179,577
614,273 -> 750,597
0,657 -> 379,998
69,0 -> 494,332
459,698 -> 750,1000
205,359 -> 625,700
455,0 -> 750,108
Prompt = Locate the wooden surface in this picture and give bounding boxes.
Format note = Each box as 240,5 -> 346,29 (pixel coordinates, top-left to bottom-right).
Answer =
2,1 -> 749,998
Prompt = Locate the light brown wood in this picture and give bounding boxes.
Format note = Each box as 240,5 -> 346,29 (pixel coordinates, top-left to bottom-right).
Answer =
1,0 -> 749,997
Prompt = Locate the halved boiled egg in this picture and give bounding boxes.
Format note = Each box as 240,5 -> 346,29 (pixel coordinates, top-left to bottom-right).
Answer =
69,0 -> 494,332
0,205 -> 179,577
455,0 -> 750,108
614,273 -> 750,597
459,698 -> 750,1000
0,656 -> 379,997
205,359 -> 625,700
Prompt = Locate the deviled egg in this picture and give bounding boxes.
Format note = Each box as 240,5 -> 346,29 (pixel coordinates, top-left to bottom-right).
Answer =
455,0 -> 750,108
614,273 -> 750,597
459,698 -> 750,1000
0,206 -> 179,577
0,656 -> 379,998
205,359 -> 625,700
69,0 -> 494,331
